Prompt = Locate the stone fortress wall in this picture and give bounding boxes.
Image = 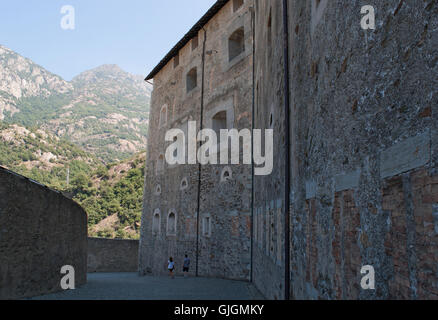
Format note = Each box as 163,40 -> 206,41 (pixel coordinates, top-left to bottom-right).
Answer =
88,237 -> 139,273
141,0 -> 437,299
254,0 -> 437,299
139,0 -> 254,280
0,166 -> 87,300
1,0 -> 436,301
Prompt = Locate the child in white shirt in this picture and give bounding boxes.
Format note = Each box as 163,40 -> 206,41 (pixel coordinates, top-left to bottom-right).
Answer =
168,257 -> 175,279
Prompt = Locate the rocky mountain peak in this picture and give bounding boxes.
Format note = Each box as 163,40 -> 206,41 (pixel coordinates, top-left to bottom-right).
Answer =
0,45 -> 151,163
71,64 -> 149,94
0,44 -> 73,101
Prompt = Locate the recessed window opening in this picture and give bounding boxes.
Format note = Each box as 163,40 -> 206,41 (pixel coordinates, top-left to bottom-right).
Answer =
212,111 -> 227,136
157,154 -> 165,174
159,105 -> 168,128
228,27 -> 245,62
267,9 -> 272,46
152,211 -> 160,235
203,216 -> 211,237
233,0 -> 244,12
192,36 -> 199,50
186,68 -> 197,93
174,54 -> 179,68
167,212 -> 177,236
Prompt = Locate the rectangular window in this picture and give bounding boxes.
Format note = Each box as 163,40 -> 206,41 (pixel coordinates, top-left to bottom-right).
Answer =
186,67 -> 197,93
203,216 -> 211,237
156,154 -> 164,175
174,54 -> 179,68
192,36 -> 199,51
233,0 -> 244,12
152,213 -> 160,235
159,105 -> 168,128
228,27 -> 245,62
167,212 -> 177,236
212,111 -> 227,136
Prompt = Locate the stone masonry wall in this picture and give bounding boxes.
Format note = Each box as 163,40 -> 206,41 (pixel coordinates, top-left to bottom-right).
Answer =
139,0 -> 254,280
197,0 -> 253,280
252,0 -> 287,300
88,238 -> 139,273
0,167 -> 87,299
254,0 -> 437,299
140,0 -> 436,299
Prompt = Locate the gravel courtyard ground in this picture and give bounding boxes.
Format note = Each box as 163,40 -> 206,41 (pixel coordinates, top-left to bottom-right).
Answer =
29,273 -> 265,300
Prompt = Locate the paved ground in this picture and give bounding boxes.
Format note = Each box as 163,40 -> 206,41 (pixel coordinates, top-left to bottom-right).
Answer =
29,273 -> 265,300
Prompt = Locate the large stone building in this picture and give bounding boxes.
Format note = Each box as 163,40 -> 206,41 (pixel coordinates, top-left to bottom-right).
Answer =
140,0 -> 438,299
139,0 -> 254,281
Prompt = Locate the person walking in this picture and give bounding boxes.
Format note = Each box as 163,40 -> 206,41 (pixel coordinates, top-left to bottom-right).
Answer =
168,257 -> 175,279
183,255 -> 190,277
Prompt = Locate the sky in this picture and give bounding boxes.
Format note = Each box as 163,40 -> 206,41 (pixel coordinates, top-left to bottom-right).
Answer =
0,0 -> 217,80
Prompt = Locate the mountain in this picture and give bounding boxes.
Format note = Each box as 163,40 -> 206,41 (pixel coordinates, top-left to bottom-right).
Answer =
0,45 -> 151,163
0,45 -> 73,120
0,45 -> 149,239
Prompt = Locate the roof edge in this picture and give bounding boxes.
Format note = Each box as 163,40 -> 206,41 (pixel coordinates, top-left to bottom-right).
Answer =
145,0 -> 230,81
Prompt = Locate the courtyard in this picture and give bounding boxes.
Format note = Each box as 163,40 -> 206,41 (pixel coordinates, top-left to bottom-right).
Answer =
28,273 -> 265,300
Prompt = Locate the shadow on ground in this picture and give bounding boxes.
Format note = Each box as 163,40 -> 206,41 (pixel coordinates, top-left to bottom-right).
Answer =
29,273 -> 265,300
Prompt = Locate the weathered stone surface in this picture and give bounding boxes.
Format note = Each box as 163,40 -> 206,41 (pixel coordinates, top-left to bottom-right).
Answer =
380,131 -> 431,179
141,0 -> 437,300
335,170 -> 361,192
306,181 -> 317,200
254,0 -> 437,300
0,167 -> 87,300
88,238 -> 139,273
139,0 -> 253,281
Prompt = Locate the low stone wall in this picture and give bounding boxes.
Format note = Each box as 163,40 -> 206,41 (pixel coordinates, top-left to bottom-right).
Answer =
0,167 -> 88,300
87,237 -> 139,273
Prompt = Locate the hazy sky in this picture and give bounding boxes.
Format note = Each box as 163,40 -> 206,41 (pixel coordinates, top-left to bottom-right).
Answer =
0,0 -> 217,80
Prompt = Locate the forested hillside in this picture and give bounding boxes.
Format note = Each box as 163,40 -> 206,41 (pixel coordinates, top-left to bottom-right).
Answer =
0,122 -> 145,239
0,122 -> 98,189
77,153 -> 146,239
